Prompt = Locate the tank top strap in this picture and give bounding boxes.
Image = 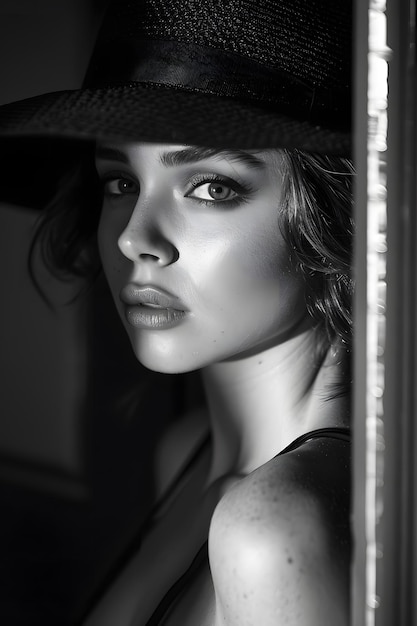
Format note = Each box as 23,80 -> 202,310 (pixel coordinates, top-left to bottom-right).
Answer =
276,427 -> 351,457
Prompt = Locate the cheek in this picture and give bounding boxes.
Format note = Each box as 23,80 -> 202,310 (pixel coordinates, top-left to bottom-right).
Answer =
240,229 -> 301,315
194,221 -> 294,298
187,221 -> 305,335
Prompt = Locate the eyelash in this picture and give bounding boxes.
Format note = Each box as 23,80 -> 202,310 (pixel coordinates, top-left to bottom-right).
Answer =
99,172 -> 253,207
186,173 -> 253,207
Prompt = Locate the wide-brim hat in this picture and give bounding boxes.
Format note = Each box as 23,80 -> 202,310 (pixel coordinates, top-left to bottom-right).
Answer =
0,0 -> 352,157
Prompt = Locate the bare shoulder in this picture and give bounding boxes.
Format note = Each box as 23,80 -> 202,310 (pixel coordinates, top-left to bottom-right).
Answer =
209,437 -> 351,626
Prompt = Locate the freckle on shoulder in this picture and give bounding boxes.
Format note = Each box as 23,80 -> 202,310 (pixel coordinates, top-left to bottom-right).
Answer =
209,439 -> 350,565
208,443 -> 350,624
210,452 -> 325,542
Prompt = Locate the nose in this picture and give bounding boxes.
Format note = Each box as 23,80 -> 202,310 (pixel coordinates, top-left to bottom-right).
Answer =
117,205 -> 179,266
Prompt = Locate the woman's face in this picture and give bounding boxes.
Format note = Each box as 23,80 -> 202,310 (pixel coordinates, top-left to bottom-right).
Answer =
96,142 -> 308,373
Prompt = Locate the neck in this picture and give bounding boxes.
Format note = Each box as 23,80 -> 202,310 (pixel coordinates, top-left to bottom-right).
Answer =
201,326 -> 350,483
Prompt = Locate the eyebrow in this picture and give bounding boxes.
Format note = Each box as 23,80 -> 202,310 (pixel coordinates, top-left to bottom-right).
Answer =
160,146 -> 265,170
95,145 -> 266,170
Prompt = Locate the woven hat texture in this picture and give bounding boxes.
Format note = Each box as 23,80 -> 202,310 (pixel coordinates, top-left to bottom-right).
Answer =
0,0 -> 352,155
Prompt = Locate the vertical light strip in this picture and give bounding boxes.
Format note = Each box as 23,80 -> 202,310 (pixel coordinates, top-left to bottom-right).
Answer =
366,2 -> 390,624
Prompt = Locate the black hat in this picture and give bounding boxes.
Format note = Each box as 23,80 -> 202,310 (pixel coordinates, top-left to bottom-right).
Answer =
0,0 -> 352,156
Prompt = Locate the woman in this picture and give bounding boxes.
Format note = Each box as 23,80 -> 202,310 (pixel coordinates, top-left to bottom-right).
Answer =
0,0 -> 354,624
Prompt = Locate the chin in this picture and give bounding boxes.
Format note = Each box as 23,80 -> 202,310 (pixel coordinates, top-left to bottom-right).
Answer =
134,354 -> 198,375
127,335 -> 204,374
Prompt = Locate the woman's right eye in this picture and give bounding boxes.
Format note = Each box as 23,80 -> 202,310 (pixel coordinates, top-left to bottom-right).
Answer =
102,177 -> 139,197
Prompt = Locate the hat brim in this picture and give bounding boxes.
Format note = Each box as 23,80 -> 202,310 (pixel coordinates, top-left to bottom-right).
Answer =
0,83 -> 351,156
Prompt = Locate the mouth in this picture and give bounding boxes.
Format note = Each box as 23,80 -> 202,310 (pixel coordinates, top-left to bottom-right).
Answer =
119,284 -> 188,329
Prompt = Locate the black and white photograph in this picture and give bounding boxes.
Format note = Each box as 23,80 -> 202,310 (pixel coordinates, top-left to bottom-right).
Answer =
0,1 -> 416,624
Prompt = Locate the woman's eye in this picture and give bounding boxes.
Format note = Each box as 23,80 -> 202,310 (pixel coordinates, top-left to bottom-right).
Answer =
102,177 -> 139,196
188,181 -> 238,202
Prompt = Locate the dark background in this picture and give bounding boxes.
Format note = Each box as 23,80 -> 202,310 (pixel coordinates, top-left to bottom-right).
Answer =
0,1 -> 192,623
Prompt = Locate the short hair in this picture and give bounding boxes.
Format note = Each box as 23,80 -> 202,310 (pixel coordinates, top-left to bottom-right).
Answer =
30,143 -> 354,357
280,150 -> 354,350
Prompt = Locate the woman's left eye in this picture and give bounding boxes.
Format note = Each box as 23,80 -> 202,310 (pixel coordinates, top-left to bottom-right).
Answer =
187,180 -> 238,203
102,177 -> 139,196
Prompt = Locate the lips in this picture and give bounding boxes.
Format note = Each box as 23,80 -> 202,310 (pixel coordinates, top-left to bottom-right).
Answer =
120,284 -> 186,310
119,283 -> 188,329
